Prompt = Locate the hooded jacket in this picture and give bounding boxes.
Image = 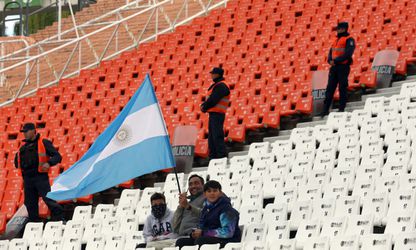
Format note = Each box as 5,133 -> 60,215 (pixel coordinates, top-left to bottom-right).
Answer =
172,193 -> 205,236
198,196 -> 241,242
143,207 -> 177,242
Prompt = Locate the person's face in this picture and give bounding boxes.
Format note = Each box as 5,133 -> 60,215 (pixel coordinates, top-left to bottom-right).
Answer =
204,188 -> 222,203
211,73 -> 220,80
188,177 -> 204,196
337,27 -> 346,34
23,129 -> 36,140
151,199 -> 165,206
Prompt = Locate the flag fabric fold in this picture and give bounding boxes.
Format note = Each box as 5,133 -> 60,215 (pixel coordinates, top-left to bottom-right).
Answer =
47,74 -> 175,200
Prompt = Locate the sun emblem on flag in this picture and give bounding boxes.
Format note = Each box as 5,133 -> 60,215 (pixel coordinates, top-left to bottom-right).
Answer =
115,125 -> 132,146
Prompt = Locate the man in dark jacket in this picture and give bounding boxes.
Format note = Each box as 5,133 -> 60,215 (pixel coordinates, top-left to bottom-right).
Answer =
200,67 -> 231,159
14,123 -> 64,222
175,180 -> 241,248
321,22 -> 356,117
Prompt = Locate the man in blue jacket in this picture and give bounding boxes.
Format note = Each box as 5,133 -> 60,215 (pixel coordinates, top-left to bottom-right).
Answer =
175,180 -> 241,248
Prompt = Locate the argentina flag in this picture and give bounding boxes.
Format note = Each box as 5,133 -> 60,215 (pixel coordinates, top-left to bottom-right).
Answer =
47,75 -> 175,200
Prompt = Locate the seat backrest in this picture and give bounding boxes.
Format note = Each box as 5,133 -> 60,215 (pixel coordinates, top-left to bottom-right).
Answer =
285,172 -> 307,189
45,238 -> 62,250
320,217 -> 347,239
352,179 -> 375,202
240,191 -> 263,208
85,236 -> 106,250
242,223 -> 266,242
119,215 -> 138,233
297,184 -> 322,202
242,241 -> 266,250
115,203 -> 134,218
200,244 -> 220,250
323,183 -> 348,200
295,219 -> 321,247
312,198 -> 336,219
239,206 -> 263,227
207,158 -> 228,172
394,233 -> 416,250
266,221 -> 290,242
43,221 -> 63,241
330,168 -> 355,192
63,220 -> 84,239
9,239 -> 27,250
263,203 -> 287,225
335,196 -> 360,217
275,187 -> 298,212
400,174 -> 416,191
61,236 -> 82,250
387,189 -> 416,217
375,176 -> 399,194
327,112 -> 349,130
23,222 -> 44,240
119,189 -> 140,206
82,219 -> 103,244
263,173 -> 284,199
362,192 -> 389,226
385,211 -> 415,236
355,165 -> 380,182
93,204 -> 114,219
271,140 -> 293,155
104,233 -> 125,250
248,142 -> 270,159
123,231 -> 144,250
0,240 -> 9,250
266,239 -> 296,250
72,205 -> 92,221
222,242 -> 242,250
360,234 -> 392,250
303,237 -> 330,250
102,217 -> 120,237
329,235 -> 359,250
289,200 -> 313,230
29,238 -> 46,250
345,214 -> 374,236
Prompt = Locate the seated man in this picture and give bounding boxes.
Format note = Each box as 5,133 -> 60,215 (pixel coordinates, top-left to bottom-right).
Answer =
142,193 -> 177,250
175,180 -> 241,248
173,174 -> 205,237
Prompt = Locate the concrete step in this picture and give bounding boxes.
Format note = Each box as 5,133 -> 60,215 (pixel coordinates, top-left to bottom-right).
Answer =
296,119 -> 327,128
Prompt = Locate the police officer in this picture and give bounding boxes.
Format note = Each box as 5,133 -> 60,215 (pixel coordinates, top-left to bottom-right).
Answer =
200,67 -> 230,159
14,123 -> 64,222
321,22 -> 356,117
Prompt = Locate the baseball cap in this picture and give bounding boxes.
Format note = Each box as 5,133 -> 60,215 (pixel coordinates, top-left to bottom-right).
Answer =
20,123 -> 36,132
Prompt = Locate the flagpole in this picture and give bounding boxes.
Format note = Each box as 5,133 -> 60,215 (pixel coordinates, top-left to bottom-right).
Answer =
172,166 -> 182,194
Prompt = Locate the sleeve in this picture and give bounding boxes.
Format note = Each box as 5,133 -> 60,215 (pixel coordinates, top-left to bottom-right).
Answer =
189,204 -> 202,217
14,152 -> 19,168
43,139 -> 62,166
327,48 -> 333,64
202,83 -> 230,111
143,216 -> 154,242
202,210 -> 238,239
334,38 -> 355,64
172,206 -> 184,234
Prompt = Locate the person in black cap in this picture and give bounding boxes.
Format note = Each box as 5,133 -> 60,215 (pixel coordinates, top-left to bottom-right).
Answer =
321,22 -> 356,117
14,123 -> 64,222
200,67 -> 230,159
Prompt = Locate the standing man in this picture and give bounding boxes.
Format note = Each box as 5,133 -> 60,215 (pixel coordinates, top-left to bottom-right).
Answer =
200,67 -> 231,159
321,22 -> 356,117
14,123 -> 64,222
172,174 -> 205,237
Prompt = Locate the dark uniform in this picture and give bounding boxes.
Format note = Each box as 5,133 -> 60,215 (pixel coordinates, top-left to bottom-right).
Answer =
14,126 -> 64,222
322,22 -> 356,116
201,68 -> 230,159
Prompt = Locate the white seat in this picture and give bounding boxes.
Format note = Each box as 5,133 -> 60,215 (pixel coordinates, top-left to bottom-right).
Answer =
72,205 -> 92,220
284,172 -> 307,189
207,158 -> 228,171
387,189 -> 416,217
209,168 -> 231,183
385,127 -> 408,147
228,194 -> 242,211
335,196 -> 360,217
275,186 -> 298,212
115,203 -> 134,218
355,165 -> 380,182
43,221 -> 63,241
82,219 -> 103,244
389,94 -> 411,112
229,155 -> 250,168
9,239 -> 28,250
375,176 -> 399,194
307,169 -> 331,187
294,137 -> 316,152
0,240 -> 9,250
139,187 -> 162,204
345,214 -> 374,236
45,239 -> 62,250
136,201 -> 151,224
386,146 -> 411,166
241,177 -> 264,194
248,142 -> 270,159
62,220 -> 84,239
271,140 -> 293,156
223,179 -> 242,196
181,246 -> 199,250
239,206 -> 263,227
313,152 -> 336,171
86,236 -> 106,250
240,191 -> 263,208
364,97 -> 386,115
400,82 -> 416,98
200,244 -> 220,250
162,247 -> 179,250
360,139 -> 384,156
323,183 -> 349,200
289,200 -> 313,230
337,122 -> 359,137
380,114 -> 401,135
119,189 -> 141,206
29,238 -> 46,250
400,174 -> 416,190
327,112 -> 349,130
263,203 -> 287,225
119,215 -> 138,233
164,173 -> 185,193
266,239 -> 295,250
290,127 -> 312,145
23,222 -> 44,240
312,125 -> 334,142
266,221 -> 290,242
329,235 -> 360,250
295,219 -> 321,248
251,161 -> 270,179
401,102 -> 416,124
242,223 -> 266,242
337,154 -> 360,170
123,231 -> 144,250
230,164 -> 250,180
338,144 -> 360,160
242,241 -> 265,250
263,173 -> 284,199
360,234 -> 392,250
350,109 -> 371,128
362,192 -> 389,226
61,236 -> 82,250
291,156 -> 314,173
222,243 -> 242,250
312,198 -> 336,219
361,152 -> 384,169
297,184 -> 322,201
94,204 -> 114,219
320,217 -> 347,239
269,159 -> 291,177
394,232 -> 416,250
104,233 -> 125,250
384,211 -> 415,240
303,237 -> 330,250
102,217 -> 120,237
352,179 -> 374,202
330,167 -> 355,191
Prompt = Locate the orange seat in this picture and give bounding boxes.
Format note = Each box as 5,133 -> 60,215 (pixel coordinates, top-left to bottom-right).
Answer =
1,200 -> 17,220
227,125 -> 246,143
263,112 -> 280,129
195,139 -> 209,158
0,212 -> 6,234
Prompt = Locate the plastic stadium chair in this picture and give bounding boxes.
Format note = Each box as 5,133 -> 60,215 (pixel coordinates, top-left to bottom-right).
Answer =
93,204 -> 114,219
329,235 -> 359,250
82,219 -> 103,244
295,219 -> 321,249
222,243 -> 242,250
23,222 -> 44,240
360,234 -> 392,250
266,239 -> 295,250
123,231 -> 145,250
238,206 -> 263,227
8,239 -> 27,250
320,216 -> 347,239
242,223 -> 266,243
362,192 -> 389,226
104,233 -> 125,250
61,236 -> 82,250
43,221 -> 64,242
394,233 -> 416,250
384,211 -> 415,240
289,200 -> 313,230
62,220 -> 84,239
86,236 -> 106,250
119,189 -> 141,206
345,214 -> 374,237
72,205 -> 92,221
0,240 -> 9,250
242,241 -> 265,250
200,244 -> 220,250
29,238 -> 46,250
303,237 -> 330,250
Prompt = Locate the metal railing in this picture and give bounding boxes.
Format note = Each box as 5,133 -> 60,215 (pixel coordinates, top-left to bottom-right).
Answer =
0,0 -> 227,106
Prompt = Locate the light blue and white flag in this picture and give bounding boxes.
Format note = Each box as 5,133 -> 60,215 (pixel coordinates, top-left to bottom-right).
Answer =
47,74 -> 175,200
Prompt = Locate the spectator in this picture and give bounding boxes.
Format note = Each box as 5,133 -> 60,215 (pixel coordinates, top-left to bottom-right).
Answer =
14,123 -> 64,222
173,174 -> 205,236
142,193 -> 177,250
175,180 -> 241,248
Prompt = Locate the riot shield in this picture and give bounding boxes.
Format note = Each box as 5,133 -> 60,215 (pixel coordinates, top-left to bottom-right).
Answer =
172,125 -> 197,173
372,50 -> 400,88
311,70 -> 329,115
